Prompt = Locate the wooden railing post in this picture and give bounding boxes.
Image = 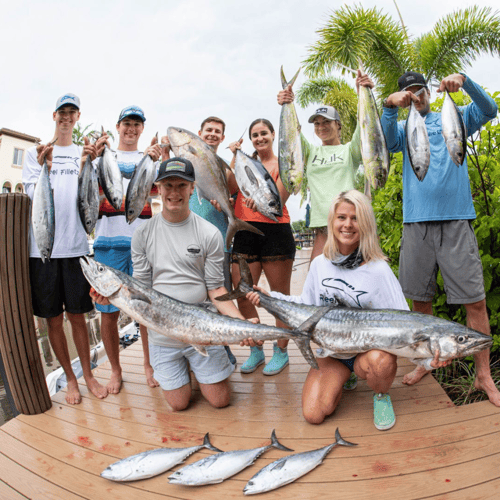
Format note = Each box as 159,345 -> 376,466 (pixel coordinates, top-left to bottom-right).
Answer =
0,193 -> 52,414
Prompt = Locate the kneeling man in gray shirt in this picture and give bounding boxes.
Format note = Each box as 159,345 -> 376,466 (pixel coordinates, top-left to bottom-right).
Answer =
131,157 -> 253,411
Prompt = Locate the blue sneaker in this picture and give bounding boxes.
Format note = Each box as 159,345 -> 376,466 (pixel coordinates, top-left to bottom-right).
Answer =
240,346 -> 265,373
373,393 -> 396,430
343,372 -> 358,391
263,343 -> 289,376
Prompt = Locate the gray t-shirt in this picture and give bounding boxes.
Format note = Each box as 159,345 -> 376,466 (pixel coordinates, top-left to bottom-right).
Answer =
132,211 -> 225,347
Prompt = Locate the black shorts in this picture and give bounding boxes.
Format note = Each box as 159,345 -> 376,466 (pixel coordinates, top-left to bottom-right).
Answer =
232,221 -> 296,264
29,257 -> 94,318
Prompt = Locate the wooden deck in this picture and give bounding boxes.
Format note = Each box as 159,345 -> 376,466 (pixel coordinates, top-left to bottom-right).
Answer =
1,249 -> 499,499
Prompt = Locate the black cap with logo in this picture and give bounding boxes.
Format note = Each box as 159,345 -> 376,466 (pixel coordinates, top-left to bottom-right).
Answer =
155,157 -> 195,183
397,71 -> 427,91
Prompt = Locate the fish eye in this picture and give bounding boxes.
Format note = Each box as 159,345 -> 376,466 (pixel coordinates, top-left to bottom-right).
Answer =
248,481 -> 254,486
98,265 -> 104,272
457,335 -> 466,343
269,201 -> 276,207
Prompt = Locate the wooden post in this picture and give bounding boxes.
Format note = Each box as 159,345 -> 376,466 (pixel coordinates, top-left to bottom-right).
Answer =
0,193 -> 52,414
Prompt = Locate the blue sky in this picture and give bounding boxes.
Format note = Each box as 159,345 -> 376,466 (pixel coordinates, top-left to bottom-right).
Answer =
2,0 -> 499,221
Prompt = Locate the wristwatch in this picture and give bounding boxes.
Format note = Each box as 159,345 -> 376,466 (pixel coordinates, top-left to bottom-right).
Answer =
382,98 -> 396,109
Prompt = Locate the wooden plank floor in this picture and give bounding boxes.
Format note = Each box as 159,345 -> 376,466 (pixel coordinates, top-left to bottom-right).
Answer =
1,249 -> 499,499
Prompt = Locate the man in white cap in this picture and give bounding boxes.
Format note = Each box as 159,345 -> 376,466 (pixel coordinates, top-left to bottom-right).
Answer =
23,93 -> 108,405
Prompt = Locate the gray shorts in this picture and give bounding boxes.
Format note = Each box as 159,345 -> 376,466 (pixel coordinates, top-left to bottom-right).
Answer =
149,343 -> 235,391
399,220 -> 485,304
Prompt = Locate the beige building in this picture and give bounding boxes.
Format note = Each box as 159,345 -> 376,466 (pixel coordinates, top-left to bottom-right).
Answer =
0,128 -> 40,193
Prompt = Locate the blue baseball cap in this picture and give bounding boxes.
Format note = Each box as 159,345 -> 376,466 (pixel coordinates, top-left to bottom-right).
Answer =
55,93 -> 80,111
118,105 -> 146,123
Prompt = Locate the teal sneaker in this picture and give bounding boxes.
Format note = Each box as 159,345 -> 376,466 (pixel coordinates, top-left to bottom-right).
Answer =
343,372 -> 358,391
263,343 -> 289,376
373,393 -> 396,431
240,346 -> 265,374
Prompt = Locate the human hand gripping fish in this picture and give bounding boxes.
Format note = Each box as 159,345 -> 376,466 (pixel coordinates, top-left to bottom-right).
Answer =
36,137 -> 57,172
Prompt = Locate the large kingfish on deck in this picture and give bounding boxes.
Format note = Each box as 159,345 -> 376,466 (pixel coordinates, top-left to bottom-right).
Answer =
101,433 -> 222,482
441,91 -> 467,166
32,158 -> 55,263
167,127 -> 264,248
77,155 -> 99,234
218,259 -> 493,367
234,150 -> 282,222
243,428 -> 356,495
169,430 -> 292,486
278,67 -> 304,195
79,256 -> 320,368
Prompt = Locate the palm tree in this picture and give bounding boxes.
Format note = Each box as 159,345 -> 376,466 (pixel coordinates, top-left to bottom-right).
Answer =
301,5 -> 500,101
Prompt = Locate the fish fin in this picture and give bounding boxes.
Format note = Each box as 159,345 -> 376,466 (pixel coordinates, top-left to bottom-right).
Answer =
129,288 -> 152,304
203,432 -> 223,453
191,344 -> 208,356
293,337 -> 319,370
335,428 -> 358,447
197,188 -> 203,205
195,302 -> 218,314
270,459 -> 287,472
215,290 -> 246,302
297,305 -> 335,334
332,294 -> 350,308
270,429 -> 294,452
411,127 -> 419,151
226,219 -> 264,250
413,333 -> 431,343
244,166 -> 259,187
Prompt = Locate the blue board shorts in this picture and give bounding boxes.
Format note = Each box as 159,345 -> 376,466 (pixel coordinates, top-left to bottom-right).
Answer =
93,247 -> 133,313
149,343 -> 235,391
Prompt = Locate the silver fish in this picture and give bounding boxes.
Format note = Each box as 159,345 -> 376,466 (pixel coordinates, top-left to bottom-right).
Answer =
77,155 -> 99,234
441,91 -> 467,166
79,256 -> 321,368
169,429 -> 292,486
278,67 -> 304,195
220,258 -> 493,367
125,153 -> 156,224
98,130 -> 123,211
243,428 -> 356,495
101,433 -> 222,482
234,150 -> 282,222
358,84 -> 390,194
405,101 -> 430,181
167,127 -> 264,248
32,159 -> 55,263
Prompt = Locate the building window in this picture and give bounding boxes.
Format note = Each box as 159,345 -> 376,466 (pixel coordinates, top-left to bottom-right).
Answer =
13,148 -> 24,166
2,182 -> 12,193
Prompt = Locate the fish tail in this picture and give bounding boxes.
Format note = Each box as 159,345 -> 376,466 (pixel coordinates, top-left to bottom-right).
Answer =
216,256 -> 254,302
270,429 -> 294,452
203,433 -> 223,453
334,428 -> 358,447
281,66 -> 300,89
293,337 -> 319,370
226,219 -> 264,250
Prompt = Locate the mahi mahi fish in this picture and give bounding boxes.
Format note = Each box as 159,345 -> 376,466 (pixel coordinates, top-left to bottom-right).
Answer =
77,155 -> 99,234
169,430 -> 292,486
234,149 -> 282,222
98,128 -> 123,211
405,100 -> 430,181
218,258 -> 493,368
79,256 -> 322,368
125,151 -> 157,224
167,127 -> 264,249
243,428 -> 356,495
278,67 -> 304,195
32,158 -> 55,263
358,82 -> 390,195
101,433 -> 222,482
441,91 -> 467,166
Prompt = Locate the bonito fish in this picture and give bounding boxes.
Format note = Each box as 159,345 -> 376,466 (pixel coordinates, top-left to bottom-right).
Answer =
243,428 -> 356,495
125,152 -> 157,224
101,433 -> 222,482
98,128 -> 123,211
32,158 -> 55,263
219,258 -> 493,368
167,127 -> 264,248
234,150 -> 282,222
405,100 -> 430,181
278,67 -> 304,195
169,429 -> 292,486
77,155 -> 99,234
441,91 -> 467,166
358,84 -> 390,194
79,256 -> 321,368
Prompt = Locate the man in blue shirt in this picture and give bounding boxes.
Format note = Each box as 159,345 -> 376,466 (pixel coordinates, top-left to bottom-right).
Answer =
381,71 -> 500,406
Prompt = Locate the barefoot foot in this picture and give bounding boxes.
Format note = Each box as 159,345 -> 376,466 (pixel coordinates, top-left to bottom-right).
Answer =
86,376 -> 108,399
402,365 -> 429,386
106,371 -> 123,394
66,379 -> 82,405
474,375 -> 500,407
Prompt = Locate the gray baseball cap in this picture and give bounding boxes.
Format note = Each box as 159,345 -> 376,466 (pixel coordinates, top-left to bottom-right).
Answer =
308,106 -> 340,123
55,93 -> 80,111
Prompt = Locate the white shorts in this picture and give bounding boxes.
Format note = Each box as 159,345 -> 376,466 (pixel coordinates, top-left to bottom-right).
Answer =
149,343 -> 235,391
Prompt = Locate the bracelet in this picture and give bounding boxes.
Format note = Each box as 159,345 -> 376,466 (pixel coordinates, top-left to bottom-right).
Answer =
382,98 -> 396,109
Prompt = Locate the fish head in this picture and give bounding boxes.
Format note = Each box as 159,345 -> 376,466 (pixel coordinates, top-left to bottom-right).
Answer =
79,256 -> 123,298
100,462 -> 135,481
168,470 -> 187,485
167,127 -> 194,148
